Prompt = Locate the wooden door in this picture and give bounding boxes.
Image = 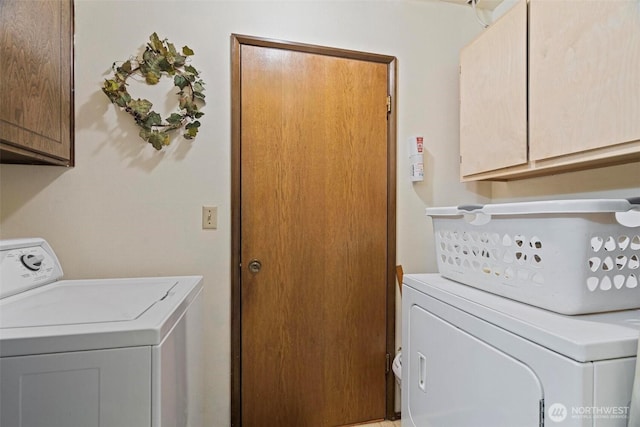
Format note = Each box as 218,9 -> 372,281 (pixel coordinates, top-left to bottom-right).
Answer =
232,36 -> 396,427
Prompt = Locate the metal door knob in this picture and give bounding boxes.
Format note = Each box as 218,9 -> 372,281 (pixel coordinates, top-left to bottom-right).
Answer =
248,259 -> 262,273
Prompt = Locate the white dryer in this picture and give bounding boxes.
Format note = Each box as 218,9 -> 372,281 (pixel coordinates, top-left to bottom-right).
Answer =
0,238 -> 204,427
402,273 -> 638,427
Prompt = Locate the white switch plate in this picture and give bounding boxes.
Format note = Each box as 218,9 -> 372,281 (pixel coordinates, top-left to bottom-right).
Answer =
202,206 -> 217,229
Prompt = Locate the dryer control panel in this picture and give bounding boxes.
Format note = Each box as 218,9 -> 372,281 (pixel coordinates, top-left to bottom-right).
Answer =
0,238 -> 63,299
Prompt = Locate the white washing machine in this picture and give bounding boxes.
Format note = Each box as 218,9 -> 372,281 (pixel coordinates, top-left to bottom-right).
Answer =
0,238 -> 204,427
402,273 -> 639,427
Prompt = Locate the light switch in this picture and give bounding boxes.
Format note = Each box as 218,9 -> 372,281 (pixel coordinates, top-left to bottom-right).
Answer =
202,206 -> 217,229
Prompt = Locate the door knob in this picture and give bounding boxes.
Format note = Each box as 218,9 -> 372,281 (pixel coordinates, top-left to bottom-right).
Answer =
248,259 -> 262,273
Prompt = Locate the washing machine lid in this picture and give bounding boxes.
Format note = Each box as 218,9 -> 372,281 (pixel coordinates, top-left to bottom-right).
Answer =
404,274 -> 640,362
0,280 -> 176,328
0,276 -> 203,357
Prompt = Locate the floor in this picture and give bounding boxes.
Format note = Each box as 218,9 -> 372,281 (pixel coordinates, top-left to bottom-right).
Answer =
356,421 -> 401,427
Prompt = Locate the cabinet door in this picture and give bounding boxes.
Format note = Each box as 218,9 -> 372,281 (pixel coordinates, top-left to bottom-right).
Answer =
459,0 -> 527,178
1,347 -> 151,427
0,0 -> 74,165
529,0 -> 640,161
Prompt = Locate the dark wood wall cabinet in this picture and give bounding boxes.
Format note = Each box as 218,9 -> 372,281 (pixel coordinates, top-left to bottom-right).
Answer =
0,0 -> 75,166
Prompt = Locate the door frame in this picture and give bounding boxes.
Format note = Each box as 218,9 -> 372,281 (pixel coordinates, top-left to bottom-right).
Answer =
230,34 -> 397,426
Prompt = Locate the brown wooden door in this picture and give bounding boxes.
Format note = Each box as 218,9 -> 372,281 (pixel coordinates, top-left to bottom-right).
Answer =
234,38 -> 395,427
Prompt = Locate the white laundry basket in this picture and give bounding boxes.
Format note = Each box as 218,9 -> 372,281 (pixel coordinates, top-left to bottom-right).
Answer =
426,198 -> 640,315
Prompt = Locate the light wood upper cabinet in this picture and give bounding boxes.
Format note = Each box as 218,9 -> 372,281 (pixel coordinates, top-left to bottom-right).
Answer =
460,0 -> 527,178
0,0 -> 74,166
529,0 -> 640,161
460,0 -> 640,181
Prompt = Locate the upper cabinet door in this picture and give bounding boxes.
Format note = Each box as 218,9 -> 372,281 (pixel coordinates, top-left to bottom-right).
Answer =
0,0 -> 74,166
459,0 -> 528,178
529,0 -> 640,161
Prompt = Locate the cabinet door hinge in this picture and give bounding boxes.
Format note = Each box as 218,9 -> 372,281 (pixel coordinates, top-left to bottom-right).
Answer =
386,95 -> 392,113
539,399 -> 545,427
385,353 -> 391,374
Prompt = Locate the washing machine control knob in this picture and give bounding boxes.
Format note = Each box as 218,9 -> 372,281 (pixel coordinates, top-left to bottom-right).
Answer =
21,254 -> 45,271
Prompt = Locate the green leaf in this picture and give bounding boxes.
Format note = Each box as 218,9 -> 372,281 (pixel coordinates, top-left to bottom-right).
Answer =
183,121 -> 201,139
182,45 -> 194,56
115,92 -> 131,107
149,32 -> 166,54
103,79 -> 119,92
183,127 -> 198,139
173,55 -> 186,67
193,81 -> 204,93
118,60 -> 132,74
185,65 -> 198,75
129,98 -> 153,116
145,71 -> 160,85
140,50 -> 164,84
185,121 -> 200,130
158,57 -> 173,73
174,74 -> 189,90
179,97 -> 200,116
143,111 -> 162,129
194,92 -> 205,100
142,48 -> 156,64
162,43 -> 175,66
167,42 -> 179,58
194,111 -> 205,119
167,113 -> 184,125
114,71 -> 127,82
139,128 -> 169,149
139,128 -> 151,138
149,135 -> 163,150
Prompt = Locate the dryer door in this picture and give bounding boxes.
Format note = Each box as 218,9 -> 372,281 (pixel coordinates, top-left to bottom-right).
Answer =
406,305 -> 543,427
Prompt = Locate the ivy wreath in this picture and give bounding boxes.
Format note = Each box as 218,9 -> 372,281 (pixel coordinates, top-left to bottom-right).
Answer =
102,33 -> 205,150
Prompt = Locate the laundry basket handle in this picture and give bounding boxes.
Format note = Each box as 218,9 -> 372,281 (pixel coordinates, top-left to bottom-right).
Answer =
457,204 -> 484,212
615,198 -> 640,227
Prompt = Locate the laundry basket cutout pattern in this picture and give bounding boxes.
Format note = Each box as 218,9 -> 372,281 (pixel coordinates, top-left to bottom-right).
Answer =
587,234 -> 640,292
437,230 -> 640,294
437,230 -> 546,288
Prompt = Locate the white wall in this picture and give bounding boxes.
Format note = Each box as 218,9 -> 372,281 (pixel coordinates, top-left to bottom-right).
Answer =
0,1 -> 486,424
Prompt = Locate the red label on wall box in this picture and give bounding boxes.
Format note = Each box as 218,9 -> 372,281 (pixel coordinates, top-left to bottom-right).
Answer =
417,137 -> 424,153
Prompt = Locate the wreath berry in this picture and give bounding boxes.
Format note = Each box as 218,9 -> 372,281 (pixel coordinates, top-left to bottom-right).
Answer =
102,33 -> 205,150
